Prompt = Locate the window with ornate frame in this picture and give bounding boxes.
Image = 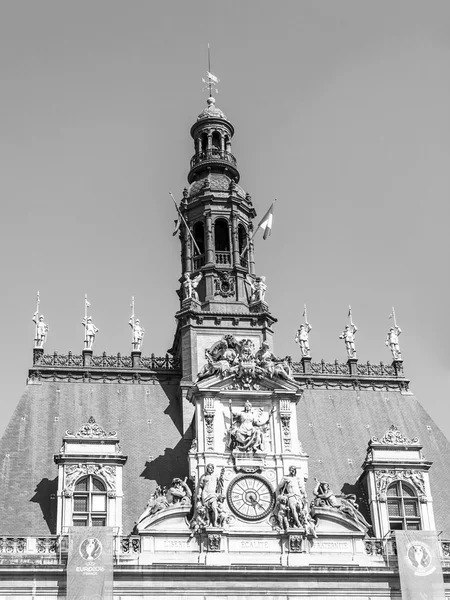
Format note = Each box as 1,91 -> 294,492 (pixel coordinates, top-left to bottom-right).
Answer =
72,476 -> 107,527
387,481 -> 421,531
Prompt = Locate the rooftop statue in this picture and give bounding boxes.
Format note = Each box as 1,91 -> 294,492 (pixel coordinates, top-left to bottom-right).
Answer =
294,304 -> 311,357
339,306 -> 357,358
246,274 -> 267,303
129,296 -> 145,351
386,307 -> 402,360
183,272 -> 202,302
312,478 -> 370,530
228,400 -> 275,453
33,312 -> 48,349
81,295 -> 98,350
82,317 -> 99,350
32,291 -> 48,348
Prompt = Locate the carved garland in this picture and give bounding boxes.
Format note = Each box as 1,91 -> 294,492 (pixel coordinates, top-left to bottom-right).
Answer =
374,469 -> 427,503
64,464 -> 117,497
214,271 -> 236,298
65,416 -> 117,439
204,397 -> 215,450
371,424 -> 419,446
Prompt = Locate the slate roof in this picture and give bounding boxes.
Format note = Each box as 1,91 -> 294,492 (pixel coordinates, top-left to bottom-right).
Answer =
0,378 -> 188,536
1,377 -> 448,539
297,388 -> 450,537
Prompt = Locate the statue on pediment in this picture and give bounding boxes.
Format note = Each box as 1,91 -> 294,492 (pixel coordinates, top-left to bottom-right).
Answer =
197,335 -> 239,380
275,466 -> 317,536
197,336 -> 294,386
312,478 -> 370,529
166,477 -> 192,506
196,463 -> 224,528
228,400 -> 275,453
135,485 -> 169,527
255,342 -> 293,380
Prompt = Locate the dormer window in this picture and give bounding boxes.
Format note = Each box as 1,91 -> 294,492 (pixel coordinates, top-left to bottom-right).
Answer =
73,476 -> 108,527
387,481 -> 421,531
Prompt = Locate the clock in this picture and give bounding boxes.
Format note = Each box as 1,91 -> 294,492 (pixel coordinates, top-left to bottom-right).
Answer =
227,474 -> 275,521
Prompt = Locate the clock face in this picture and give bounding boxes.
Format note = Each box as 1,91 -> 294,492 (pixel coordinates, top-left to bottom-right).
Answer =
227,474 -> 275,521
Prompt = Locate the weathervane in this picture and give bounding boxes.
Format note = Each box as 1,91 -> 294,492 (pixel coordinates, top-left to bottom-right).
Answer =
202,43 -> 220,96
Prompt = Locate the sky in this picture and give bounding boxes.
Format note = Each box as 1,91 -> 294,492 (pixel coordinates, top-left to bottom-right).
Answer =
0,0 -> 448,442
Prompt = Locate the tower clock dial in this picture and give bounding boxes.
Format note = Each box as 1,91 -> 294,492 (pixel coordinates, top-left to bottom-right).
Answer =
227,474 -> 274,521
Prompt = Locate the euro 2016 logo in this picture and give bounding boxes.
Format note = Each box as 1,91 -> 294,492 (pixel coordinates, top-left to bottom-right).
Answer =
79,537 -> 103,561
406,542 -> 435,576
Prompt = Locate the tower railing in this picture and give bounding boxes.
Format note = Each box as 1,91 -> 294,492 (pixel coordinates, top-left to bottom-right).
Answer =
193,254 -> 205,270
190,149 -> 237,169
215,251 -> 231,266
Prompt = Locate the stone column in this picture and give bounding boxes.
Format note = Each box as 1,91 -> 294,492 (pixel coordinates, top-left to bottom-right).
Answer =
347,357 -> 358,376
184,223 -> 192,273
231,212 -> 239,267
131,350 -> 141,369
301,355 -> 312,374
248,228 -> 256,276
83,348 -> 93,367
205,211 -> 214,265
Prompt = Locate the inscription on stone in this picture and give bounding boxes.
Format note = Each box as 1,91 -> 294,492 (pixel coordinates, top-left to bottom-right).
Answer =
311,540 -> 352,553
229,538 -> 280,553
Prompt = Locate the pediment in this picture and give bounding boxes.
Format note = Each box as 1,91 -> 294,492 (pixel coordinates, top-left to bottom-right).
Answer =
311,507 -> 368,535
136,504 -> 191,533
194,372 -> 301,395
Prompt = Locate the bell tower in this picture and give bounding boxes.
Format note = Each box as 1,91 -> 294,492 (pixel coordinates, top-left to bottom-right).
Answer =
170,95 -> 277,384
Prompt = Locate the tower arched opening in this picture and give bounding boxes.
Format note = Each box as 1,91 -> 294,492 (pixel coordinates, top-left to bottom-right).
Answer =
214,219 -> 231,265
193,221 -> 205,270
238,224 -> 248,268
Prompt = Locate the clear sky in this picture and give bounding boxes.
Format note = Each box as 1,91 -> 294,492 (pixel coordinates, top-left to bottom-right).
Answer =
0,1 -> 448,442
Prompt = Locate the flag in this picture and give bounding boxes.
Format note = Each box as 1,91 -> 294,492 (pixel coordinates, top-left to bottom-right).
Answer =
396,530 -> 445,600
206,71 -> 220,84
257,201 -> 275,240
172,218 -> 181,236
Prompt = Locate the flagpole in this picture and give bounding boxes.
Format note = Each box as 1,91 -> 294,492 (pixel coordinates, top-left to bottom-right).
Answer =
348,305 -> 353,326
392,306 -> 397,328
84,294 -> 88,347
35,291 -> 40,343
303,303 -> 308,323
208,43 -> 212,97
169,192 -> 202,256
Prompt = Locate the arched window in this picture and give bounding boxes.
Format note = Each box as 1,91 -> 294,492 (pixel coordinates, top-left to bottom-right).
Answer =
387,481 -> 421,531
214,219 -> 231,265
73,476 -> 107,527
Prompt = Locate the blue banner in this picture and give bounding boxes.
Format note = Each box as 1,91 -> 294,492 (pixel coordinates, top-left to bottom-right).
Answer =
396,530 -> 445,600
67,527 -> 114,600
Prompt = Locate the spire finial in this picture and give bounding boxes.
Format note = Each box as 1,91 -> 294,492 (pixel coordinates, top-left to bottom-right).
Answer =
202,43 -> 220,97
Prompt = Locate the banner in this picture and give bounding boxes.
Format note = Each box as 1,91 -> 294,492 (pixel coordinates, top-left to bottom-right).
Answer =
67,527 -> 114,600
396,530 -> 445,600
